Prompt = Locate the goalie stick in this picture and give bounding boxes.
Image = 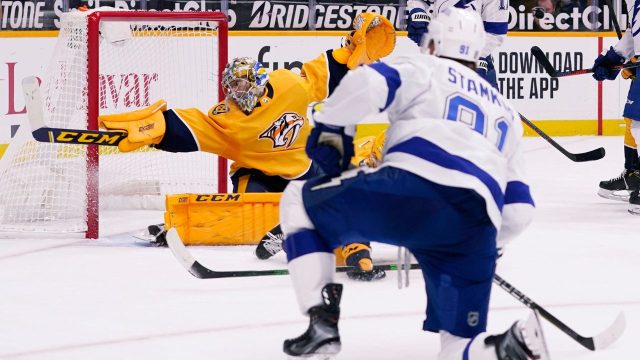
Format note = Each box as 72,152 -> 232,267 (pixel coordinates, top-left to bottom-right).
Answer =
531,46 -> 640,78
23,76 -> 604,162
166,228 -> 625,351
520,113 -> 605,162
22,76 -> 127,146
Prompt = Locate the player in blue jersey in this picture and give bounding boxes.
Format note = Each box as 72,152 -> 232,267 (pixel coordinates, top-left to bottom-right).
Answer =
406,0 -> 508,88
279,8 -> 549,360
591,0 -> 640,214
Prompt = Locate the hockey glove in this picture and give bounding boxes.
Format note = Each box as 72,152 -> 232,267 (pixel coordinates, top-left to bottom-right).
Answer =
306,123 -> 355,177
477,57 -> 489,79
332,12 -> 396,69
592,47 -> 625,81
352,130 -> 386,168
477,56 -> 498,88
99,99 -> 167,152
407,7 -> 430,46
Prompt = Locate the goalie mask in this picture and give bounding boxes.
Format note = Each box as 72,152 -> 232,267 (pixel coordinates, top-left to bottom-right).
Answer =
222,57 -> 269,114
421,8 -> 486,63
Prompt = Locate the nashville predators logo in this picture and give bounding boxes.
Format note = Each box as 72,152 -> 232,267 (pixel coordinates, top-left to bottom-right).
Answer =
259,112 -> 305,148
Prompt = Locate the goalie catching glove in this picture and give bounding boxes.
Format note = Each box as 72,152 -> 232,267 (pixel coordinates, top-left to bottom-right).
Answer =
333,12 -> 396,69
98,99 -> 167,152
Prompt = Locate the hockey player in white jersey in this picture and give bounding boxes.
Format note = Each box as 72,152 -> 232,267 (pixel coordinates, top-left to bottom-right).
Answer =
280,8 -> 548,359
406,0 -> 508,88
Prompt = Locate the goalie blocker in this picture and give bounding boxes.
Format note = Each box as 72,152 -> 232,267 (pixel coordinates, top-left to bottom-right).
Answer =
22,76 -> 166,149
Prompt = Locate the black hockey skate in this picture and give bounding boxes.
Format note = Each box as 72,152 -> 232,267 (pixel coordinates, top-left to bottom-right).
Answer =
598,169 -> 640,202
146,224 -> 168,247
283,283 -> 343,357
485,310 -> 550,360
628,190 -> 640,215
254,225 -> 284,260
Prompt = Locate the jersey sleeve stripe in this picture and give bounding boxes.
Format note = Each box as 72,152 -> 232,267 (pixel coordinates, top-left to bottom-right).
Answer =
483,21 -> 508,35
326,49 -> 349,96
368,62 -> 402,111
504,181 -> 534,206
156,109 -> 200,152
387,137 -> 504,211
633,0 -> 640,34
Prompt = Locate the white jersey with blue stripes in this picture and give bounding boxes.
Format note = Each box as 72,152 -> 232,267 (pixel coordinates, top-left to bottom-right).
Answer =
613,0 -> 640,59
408,0 -> 508,57
314,54 -> 534,245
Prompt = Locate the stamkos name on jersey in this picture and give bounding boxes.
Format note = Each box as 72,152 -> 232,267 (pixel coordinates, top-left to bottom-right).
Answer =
447,66 -> 514,113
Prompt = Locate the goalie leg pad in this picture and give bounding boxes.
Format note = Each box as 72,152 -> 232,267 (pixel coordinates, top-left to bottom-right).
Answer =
164,193 -> 281,245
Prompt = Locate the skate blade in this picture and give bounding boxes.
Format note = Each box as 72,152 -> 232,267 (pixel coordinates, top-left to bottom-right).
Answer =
347,268 -> 386,281
628,204 -> 640,215
521,310 -> 551,360
598,189 -> 630,202
286,342 -> 341,359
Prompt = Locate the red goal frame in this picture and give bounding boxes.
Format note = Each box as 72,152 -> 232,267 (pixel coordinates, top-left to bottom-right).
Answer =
85,11 -> 229,238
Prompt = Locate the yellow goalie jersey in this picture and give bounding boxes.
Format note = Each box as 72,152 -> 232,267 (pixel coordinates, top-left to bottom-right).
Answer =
98,12 -> 397,179
159,51 -> 344,179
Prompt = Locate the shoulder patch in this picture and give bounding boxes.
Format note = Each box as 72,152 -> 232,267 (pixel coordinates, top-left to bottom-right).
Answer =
212,103 -> 228,115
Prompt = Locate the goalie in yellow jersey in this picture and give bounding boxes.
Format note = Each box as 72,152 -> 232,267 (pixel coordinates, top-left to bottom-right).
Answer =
100,12 -> 396,281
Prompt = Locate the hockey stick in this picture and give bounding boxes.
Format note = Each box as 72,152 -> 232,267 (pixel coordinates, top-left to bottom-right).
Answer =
165,228 -> 419,278
167,229 -> 624,350
167,228 -> 625,351
519,113 -> 605,162
603,0 -> 623,39
531,46 -> 640,78
22,76 -> 127,146
494,274 -> 625,351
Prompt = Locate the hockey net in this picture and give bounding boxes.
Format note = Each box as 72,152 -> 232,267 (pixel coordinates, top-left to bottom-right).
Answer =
0,10 -> 228,238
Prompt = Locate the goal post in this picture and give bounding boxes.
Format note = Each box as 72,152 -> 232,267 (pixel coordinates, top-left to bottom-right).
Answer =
0,10 -> 229,239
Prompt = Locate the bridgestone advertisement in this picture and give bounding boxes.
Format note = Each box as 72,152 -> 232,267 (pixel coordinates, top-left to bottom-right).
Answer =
0,0 -> 629,31
0,1 -> 630,146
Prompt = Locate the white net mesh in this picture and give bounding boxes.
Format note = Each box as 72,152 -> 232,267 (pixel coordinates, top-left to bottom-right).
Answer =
0,11 -> 226,236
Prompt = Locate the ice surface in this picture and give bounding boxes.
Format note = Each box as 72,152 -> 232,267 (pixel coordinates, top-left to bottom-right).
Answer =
0,136 -> 638,359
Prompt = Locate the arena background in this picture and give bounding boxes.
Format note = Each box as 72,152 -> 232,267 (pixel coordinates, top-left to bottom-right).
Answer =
0,0 -> 633,159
